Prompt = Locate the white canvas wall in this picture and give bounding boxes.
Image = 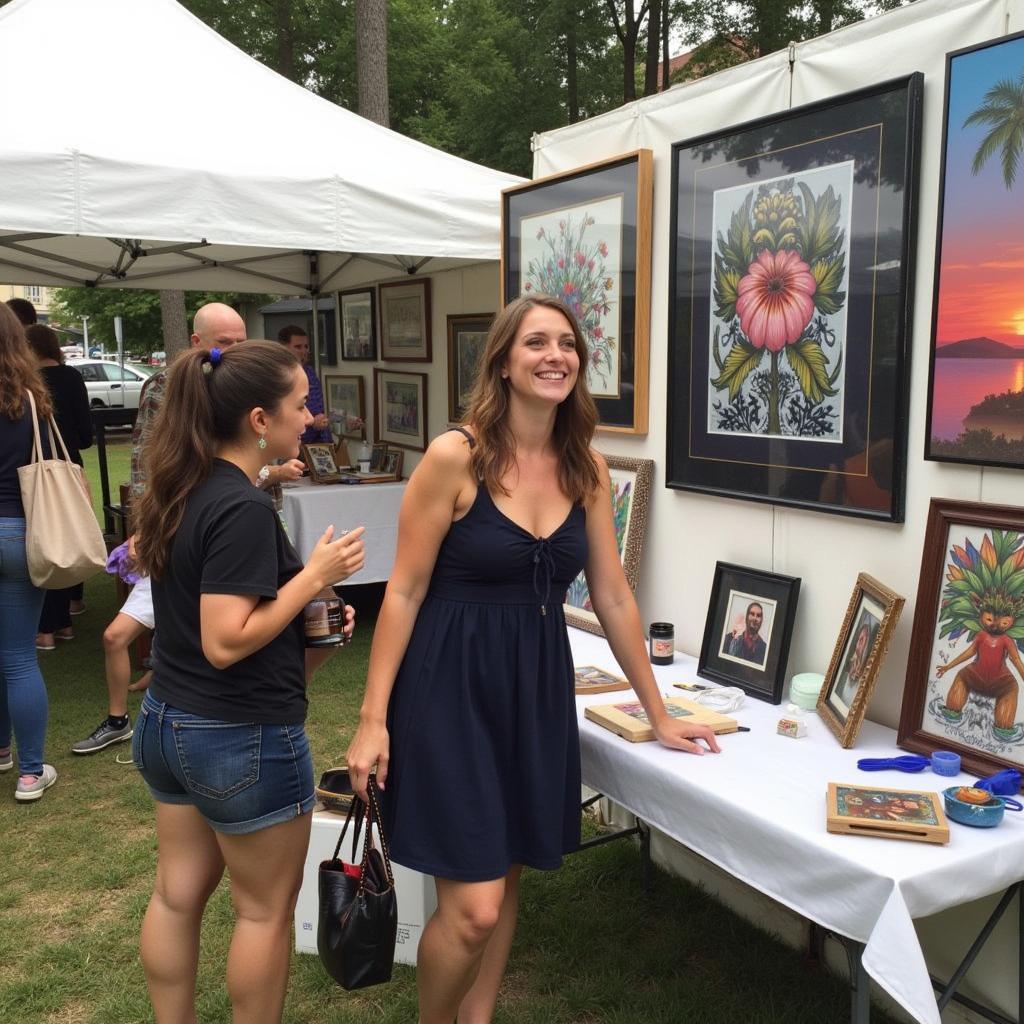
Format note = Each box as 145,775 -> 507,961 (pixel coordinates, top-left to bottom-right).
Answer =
535,0 -> 1022,1018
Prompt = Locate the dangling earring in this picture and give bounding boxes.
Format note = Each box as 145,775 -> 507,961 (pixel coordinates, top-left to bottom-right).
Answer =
257,435 -> 267,451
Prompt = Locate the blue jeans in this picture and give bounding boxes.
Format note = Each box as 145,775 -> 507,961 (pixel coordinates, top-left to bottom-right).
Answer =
0,517 -> 48,776
132,692 -> 315,834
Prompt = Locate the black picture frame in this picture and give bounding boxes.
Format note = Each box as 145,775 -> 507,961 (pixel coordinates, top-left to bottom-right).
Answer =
668,75 -> 923,522
502,151 -> 652,434
924,31 -> 1024,469
337,287 -> 377,361
698,562 -> 801,704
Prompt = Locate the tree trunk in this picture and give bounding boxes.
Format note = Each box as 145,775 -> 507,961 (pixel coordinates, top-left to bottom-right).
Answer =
356,0 -> 390,127
566,18 -> 579,123
816,0 -> 836,34
661,0 -> 670,90
160,290 -> 189,358
275,0 -> 295,81
643,0 -> 660,96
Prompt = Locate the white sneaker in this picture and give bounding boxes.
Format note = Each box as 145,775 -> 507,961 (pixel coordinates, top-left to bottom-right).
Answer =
15,764 -> 57,802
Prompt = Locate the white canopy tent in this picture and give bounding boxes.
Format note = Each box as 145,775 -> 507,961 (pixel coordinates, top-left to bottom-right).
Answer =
0,0 -> 521,297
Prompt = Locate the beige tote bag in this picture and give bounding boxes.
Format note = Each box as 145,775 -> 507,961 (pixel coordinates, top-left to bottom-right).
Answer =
17,390 -> 107,588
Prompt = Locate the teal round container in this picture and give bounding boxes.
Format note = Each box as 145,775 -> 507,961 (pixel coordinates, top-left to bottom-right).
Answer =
789,672 -> 825,711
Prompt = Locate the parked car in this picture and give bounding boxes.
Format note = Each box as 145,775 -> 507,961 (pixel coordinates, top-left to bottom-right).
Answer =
68,358 -> 157,410
150,350 -> 166,365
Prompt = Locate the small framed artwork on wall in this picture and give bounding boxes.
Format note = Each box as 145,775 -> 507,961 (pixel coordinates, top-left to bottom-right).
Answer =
337,287 -> 377,361
379,279 -> 432,362
447,313 -> 492,422
374,368 -> 428,451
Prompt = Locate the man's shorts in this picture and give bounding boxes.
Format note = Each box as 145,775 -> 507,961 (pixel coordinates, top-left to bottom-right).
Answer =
120,575 -> 155,630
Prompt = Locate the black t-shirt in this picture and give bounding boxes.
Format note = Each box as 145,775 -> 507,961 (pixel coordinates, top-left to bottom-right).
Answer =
0,401 -> 48,518
41,364 -> 92,466
150,459 -> 307,724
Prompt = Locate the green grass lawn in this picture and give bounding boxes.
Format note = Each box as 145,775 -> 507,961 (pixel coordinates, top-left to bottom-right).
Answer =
1,439 -> 897,1022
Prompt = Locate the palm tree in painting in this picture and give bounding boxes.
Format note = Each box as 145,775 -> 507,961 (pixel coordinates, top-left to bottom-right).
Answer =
964,70 -> 1024,189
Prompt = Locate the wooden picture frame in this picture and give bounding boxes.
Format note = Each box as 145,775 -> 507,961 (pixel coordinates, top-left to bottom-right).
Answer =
925,32 -> 1024,469
898,499 -> 1024,782
369,442 -> 388,472
337,287 -> 377,361
379,278 -> 432,362
668,75 -> 923,521
564,454 -> 653,636
818,573 -> 904,748
502,150 -> 653,434
698,563 -> 801,705
574,665 -> 630,696
826,783 -> 948,845
447,313 -> 493,422
380,448 -> 404,479
300,442 -> 342,484
374,368 -> 428,451
322,373 -> 366,440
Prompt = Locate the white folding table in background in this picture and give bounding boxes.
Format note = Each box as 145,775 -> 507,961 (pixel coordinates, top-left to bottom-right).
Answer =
568,628 -> 1024,1024
279,478 -> 406,584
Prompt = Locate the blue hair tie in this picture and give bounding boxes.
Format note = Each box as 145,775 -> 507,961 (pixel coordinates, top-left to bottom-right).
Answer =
209,347 -> 223,366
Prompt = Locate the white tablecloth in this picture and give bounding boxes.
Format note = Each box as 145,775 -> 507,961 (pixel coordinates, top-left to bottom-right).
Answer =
569,628 -> 1024,1024
279,478 -> 405,584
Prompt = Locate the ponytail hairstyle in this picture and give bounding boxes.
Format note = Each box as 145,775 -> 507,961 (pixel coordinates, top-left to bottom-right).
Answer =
462,293 -> 599,505
133,341 -> 299,580
0,301 -> 52,419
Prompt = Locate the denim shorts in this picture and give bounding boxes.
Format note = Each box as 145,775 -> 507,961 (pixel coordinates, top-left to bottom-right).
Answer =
132,691 -> 314,834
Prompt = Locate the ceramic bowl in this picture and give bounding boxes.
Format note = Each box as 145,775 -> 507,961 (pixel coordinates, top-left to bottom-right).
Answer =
942,786 -> 1017,828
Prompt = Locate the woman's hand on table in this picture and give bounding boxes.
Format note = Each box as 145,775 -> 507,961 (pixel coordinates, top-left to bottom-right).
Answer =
653,718 -> 721,755
276,459 -> 305,483
346,720 -> 390,800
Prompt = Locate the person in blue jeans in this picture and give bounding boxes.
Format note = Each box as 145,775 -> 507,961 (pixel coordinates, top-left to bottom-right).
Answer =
0,301 -> 56,802
130,341 -> 365,1024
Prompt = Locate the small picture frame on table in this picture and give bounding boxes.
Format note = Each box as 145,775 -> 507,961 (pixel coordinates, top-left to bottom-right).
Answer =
818,573 -> 904,747
379,278 -> 432,362
370,442 -> 388,472
301,443 -> 342,484
381,449 -> 404,478
698,563 -> 801,704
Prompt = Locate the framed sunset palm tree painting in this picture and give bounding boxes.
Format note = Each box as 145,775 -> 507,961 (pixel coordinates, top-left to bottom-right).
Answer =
926,31 -> 1024,469
668,75 -> 923,521
563,455 -> 652,636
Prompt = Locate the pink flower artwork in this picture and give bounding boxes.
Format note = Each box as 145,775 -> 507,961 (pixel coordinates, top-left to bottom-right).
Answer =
735,249 -> 816,353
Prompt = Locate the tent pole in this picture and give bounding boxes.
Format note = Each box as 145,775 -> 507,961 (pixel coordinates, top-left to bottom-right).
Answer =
308,251 -> 321,377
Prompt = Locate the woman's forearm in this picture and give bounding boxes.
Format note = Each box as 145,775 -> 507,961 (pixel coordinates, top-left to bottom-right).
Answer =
358,588 -> 424,723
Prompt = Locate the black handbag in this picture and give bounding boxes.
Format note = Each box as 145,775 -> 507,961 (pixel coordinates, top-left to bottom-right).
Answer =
317,777 -> 398,990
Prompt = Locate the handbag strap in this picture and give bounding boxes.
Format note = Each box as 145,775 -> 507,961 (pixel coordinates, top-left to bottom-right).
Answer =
24,389 -> 74,465
329,791 -> 367,864
358,777 -> 396,895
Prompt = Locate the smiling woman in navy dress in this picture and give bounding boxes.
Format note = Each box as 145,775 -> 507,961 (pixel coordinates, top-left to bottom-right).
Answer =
346,293 -> 721,1024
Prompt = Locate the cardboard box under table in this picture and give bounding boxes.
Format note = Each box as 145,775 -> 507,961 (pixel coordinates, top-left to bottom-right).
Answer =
568,628 -> 1024,1024
294,808 -> 437,965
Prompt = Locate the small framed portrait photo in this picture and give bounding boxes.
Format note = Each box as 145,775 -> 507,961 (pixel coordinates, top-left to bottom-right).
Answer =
698,563 -> 801,704
380,448 -> 404,478
300,442 -> 342,484
819,573 -> 905,748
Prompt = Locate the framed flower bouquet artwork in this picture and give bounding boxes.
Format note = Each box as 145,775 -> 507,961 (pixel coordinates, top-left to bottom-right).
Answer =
447,313 -> 492,422
563,455 -> 652,635
925,31 -> 1024,469
668,75 -> 923,521
818,573 -> 904,747
322,373 -> 366,441
698,563 -> 801,704
374,368 -> 428,451
379,279 -> 432,362
501,150 -> 653,434
337,287 -> 377,361
898,499 -> 1024,781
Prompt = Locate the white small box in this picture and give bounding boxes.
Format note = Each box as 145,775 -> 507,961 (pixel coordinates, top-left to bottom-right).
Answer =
294,809 -> 437,966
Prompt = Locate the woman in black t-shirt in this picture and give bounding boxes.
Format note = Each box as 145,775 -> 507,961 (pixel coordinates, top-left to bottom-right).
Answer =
130,341 -> 365,1024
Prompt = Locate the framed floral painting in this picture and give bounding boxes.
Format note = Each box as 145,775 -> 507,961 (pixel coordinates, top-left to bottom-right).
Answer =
899,499 -> 1024,780
374,368 -> 428,451
668,75 -> 923,521
563,455 -> 653,635
502,151 -> 653,434
925,31 -> 1024,469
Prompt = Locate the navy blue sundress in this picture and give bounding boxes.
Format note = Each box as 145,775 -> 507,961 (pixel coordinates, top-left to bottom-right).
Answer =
381,449 -> 588,882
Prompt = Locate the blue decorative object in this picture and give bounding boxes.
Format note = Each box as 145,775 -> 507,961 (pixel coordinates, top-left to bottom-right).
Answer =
209,346 -> 222,365
974,769 -> 1022,796
930,751 -> 960,776
943,787 -> 1023,828
857,755 -> 929,773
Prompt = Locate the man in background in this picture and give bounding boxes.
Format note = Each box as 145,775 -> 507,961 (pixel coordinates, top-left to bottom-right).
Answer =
277,324 -> 332,444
